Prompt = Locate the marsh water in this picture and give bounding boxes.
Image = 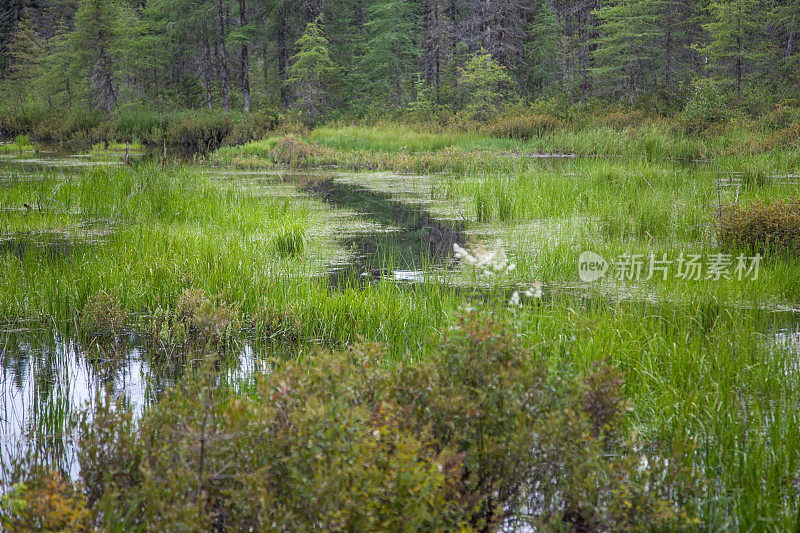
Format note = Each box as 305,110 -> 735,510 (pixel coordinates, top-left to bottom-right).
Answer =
0,148 -> 472,476
2,148 -> 799,481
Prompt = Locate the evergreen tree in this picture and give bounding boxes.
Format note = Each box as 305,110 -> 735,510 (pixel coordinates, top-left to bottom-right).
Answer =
458,47 -> 515,119
772,1 -> 800,88
285,17 -> 337,121
421,0 -> 452,103
593,0 -> 661,100
697,0 -> 771,103
7,14 -> 43,100
70,0 -> 125,111
361,0 -> 419,107
524,0 -> 562,97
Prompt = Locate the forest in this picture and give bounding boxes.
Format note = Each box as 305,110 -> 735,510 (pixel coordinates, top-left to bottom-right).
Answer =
0,0 -> 798,123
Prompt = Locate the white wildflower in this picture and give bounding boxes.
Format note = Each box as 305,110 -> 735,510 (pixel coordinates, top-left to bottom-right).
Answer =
508,291 -> 520,307
524,281 -> 543,299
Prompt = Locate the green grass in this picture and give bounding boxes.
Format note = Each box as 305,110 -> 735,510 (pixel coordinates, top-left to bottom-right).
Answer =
3,118 -> 800,529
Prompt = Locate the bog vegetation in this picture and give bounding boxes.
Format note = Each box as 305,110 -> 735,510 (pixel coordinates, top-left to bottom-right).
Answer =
1,0 -> 800,531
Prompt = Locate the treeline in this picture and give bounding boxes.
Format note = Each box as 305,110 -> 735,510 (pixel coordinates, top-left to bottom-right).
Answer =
0,0 -> 798,123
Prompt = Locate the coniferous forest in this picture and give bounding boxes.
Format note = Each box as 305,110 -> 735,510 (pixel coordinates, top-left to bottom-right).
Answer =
1,1 -> 800,532
0,0 -> 798,122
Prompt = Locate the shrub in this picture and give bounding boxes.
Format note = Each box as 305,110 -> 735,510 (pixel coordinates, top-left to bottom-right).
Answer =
222,109 -> 280,146
114,108 -> 166,144
485,113 -> 564,140
71,311 -> 700,531
31,109 -> 103,142
682,78 -> 726,133
268,134 -> 325,166
150,288 -> 240,349
720,199 -> 800,256
600,109 -> 646,130
165,111 -> 235,150
759,104 -> 800,130
386,313 -> 698,530
79,290 -> 125,340
0,471 -> 90,532
761,122 -> 800,152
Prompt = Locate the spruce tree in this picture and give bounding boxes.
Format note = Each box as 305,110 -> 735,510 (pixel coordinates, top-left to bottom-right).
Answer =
458,47 -> 515,119
285,17 -> 337,122
697,0 -> 770,103
70,0 -> 125,111
524,0 -> 562,97
593,0 -> 661,100
361,0 -> 419,107
7,14 -> 43,101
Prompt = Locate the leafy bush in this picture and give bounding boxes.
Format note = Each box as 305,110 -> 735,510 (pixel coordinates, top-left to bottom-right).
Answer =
31,109 -> 103,142
79,290 -> 125,340
268,134 -> 325,166
150,288 -> 240,349
71,311 -> 700,531
682,78 -> 726,132
720,199 -> 800,256
0,470 -> 90,532
165,111 -> 235,150
485,113 -> 564,139
114,108 -> 166,144
761,122 -> 800,152
222,109 -> 280,146
599,109 -> 646,129
759,103 -> 800,130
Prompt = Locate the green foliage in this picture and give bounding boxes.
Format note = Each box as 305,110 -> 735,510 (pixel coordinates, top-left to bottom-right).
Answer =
361,0 -> 420,107
68,312 -> 700,531
524,0 -> 563,95
682,78 -> 727,131
70,0 -> 129,111
593,0 -> 661,99
696,0 -> 771,102
150,288 -> 241,350
5,15 -> 43,99
165,111 -> 235,149
720,199 -> 800,256
222,109 -> 280,145
0,470 -> 90,532
79,290 -> 126,341
266,134 -> 326,166
458,48 -> 516,120
270,223 -> 306,258
285,17 -> 337,123
486,113 -> 564,139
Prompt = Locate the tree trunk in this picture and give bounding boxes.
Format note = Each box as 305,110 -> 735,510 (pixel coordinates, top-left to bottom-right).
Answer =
736,15 -> 742,104
277,5 -> 289,108
216,0 -> 230,112
203,23 -> 214,110
239,0 -> 250,113
788,18 -> 796,58
664,18 -> 673,91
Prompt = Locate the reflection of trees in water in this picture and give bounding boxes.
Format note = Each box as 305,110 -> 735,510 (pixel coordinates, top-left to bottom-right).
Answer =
302,177 -> 465,284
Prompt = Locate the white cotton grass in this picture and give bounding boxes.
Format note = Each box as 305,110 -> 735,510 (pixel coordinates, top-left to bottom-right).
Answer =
452,241 -> 542,308
453,239 -> 516,278
508,282 -> 542,307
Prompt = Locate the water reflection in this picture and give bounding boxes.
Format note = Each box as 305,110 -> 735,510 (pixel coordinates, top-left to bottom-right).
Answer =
0,329 -> 266,480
